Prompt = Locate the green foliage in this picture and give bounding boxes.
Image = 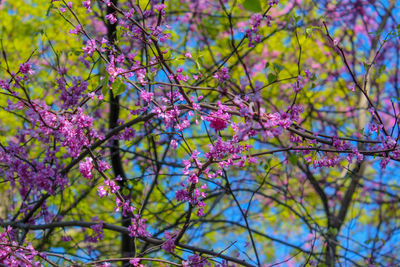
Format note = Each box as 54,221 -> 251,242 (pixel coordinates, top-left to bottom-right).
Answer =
242,0 -> 262,12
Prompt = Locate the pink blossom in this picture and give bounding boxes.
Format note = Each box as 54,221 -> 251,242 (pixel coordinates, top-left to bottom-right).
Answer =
333,39 -> 339,46
87,221 -> 104,242
105,13 -> 117,24
246,13 -> 264,46
82,0 -> 91,10
269,0 -> 280,6
83,39 -> 96,57
98,160 -> 111,172
129,258 -> 144,267
185,52 -> 192,58
213,67 -> 229,82
105,179 -> 120,193
120,127 -> 136,140
69,25 -> 82,35
183,254 -> 210,267
140,90 -> 154,103
171,139 -> 178,149
204,107 -> 231,131
128,215 -> 150,237
19,62 -> 34,75
61,235 -> 72,242
97,185 -> 108,197
154,4 -> 166,12
79,157 -> 93,179
162,231 -> 176,252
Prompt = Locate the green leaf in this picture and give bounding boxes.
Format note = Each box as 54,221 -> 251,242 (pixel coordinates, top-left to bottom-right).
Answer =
288,154 -> 298,165
112,78 -> 122,91
273,63 -> 283,73
305,26 -> 321,38
328,228 -> 338,236
377,65 -> 386,75
102,73 -> 109,96
264,158 -> 272,169
293,15 -> 301,23
195,55 -> 204,71
311,74 -> 317,81
146,71 -> 156,81
242,0 -> 262,12
267,73 -> 277,83
112,78 -> 127,96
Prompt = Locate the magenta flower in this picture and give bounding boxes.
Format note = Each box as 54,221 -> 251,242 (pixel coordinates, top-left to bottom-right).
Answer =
140,90 -> 154,103
105,13 -> 117,24
19,62 -> 34,75
82,0 -> 91,10
79,157 -> 93,179
69,25 -> 82,34
161,231 -> 176,253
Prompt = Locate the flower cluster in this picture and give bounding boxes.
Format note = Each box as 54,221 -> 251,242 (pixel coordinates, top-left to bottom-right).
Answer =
57,76 -> 89,109
293,75 -> 305,93
79,157 -> 94,179
128,214 -> 151,237
0,227 -> 43,266
204,102 -> 231,132
161,231 -> 177,253
130,258 -> 145,267
97,179 -> 120,197
213,67 -> 230,82
87,220 -> 105,243
182,254 -> 210,267
246,14 -> 265,47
